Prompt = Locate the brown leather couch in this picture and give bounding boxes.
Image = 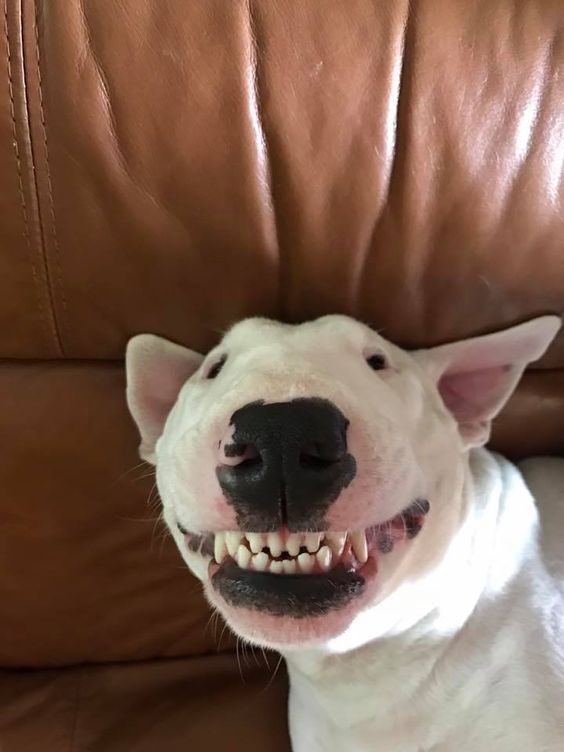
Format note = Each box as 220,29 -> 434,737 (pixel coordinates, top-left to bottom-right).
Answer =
1,1 -> 563,750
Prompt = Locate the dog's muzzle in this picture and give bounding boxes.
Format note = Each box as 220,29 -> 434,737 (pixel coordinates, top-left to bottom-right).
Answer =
216,398 -> 357,530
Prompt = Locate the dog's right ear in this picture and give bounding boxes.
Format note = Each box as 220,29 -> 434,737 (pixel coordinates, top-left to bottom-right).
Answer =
125,335 -> 204,464
414,316 -> 561,449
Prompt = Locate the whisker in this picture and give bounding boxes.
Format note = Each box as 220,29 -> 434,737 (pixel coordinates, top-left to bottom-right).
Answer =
261,653 -> 284,694
110,460 -> 153,487
218,621 -> 231,650
235,637 -> 246,683
134,471 -> 158,482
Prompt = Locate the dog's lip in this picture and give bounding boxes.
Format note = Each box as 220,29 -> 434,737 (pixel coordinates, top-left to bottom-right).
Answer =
209,559 -> 374,619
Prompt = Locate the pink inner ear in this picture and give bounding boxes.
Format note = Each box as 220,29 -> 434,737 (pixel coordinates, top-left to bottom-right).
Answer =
126,335 -> 204,462
438,365 -> 513,423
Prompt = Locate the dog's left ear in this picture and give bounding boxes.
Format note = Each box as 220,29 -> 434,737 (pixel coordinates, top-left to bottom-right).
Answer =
415,316 -> 561,448
126,335 -> 204,463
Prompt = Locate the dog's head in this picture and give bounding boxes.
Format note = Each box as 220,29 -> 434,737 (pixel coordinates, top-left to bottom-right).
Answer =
125,315 -> 559,650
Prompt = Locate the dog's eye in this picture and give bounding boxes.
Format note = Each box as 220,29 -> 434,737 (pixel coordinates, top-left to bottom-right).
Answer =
366,353 -> 387,371
206,355 -> 227,379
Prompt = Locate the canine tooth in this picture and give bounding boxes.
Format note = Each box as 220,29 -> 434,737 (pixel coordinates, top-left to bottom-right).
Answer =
283,559 -> 297,574
316,545 -> 332,572
297,552 -> 315,573
267,532 -> 283,558
286,533 -> 302,557
326,532 -> 346,557
305,532 -> 322,553
252,552 -> 269,571
237,544 -> 252,569
214,533 -> 227,563
226,532 -> 243,557
270,560 -> 284,574
247,533 -> 264,554
351,531 -> 368,563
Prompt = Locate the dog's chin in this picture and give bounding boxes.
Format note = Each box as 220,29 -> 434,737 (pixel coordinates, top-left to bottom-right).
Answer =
204,557 -> 379,649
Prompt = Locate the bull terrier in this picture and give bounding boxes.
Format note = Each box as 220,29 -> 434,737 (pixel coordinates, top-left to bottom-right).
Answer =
126,315 -> 564,751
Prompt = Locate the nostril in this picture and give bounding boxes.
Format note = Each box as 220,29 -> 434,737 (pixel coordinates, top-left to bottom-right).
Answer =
299,442 -> 344,469
221,441 -> 261,468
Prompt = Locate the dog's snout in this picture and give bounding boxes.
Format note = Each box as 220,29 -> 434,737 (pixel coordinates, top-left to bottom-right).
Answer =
217,398 -> 356,530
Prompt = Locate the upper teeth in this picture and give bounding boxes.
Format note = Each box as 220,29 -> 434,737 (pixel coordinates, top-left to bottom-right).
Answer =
212,530 -> 368,575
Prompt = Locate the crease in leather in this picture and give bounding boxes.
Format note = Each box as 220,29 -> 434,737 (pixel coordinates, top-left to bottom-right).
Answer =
4,0 -> 62,354
246,0 -> 283,316
360,0 -> 417,313
67,667 -> 82,752
386,0 -> 428,318
498,27 -> 562,223
75,0 -> 199,244
541,28 -> 563,205
76,0 -> 129,187
378,0 -> 413,230
33,0 -> 67,357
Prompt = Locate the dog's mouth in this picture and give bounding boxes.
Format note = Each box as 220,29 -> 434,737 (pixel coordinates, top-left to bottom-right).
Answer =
179,499 -> 430,619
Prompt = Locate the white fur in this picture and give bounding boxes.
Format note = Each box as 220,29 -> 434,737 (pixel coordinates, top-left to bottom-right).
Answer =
126,315 -> 564,751
287,451 -> 564,751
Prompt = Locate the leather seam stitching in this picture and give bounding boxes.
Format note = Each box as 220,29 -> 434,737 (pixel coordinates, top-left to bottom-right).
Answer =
4,0 -> 51,346
33,1 -> 67,355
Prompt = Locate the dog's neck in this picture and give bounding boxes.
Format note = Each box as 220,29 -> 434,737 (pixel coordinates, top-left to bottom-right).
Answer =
282,448 -> 539,697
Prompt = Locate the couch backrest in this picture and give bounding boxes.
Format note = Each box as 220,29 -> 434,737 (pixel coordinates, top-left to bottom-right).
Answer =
1,0 -> 562,667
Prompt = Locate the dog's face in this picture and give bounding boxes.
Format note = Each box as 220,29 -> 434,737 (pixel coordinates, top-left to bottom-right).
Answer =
126,315 -> 559,650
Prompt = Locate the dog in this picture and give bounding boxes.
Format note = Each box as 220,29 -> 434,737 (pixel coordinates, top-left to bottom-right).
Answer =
125,314 -> 564,751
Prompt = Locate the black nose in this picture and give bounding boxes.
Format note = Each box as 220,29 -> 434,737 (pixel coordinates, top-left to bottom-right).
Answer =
217,398 -> 356,530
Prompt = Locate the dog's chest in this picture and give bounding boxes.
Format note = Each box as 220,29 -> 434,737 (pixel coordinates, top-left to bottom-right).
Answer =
288,686 -> 558,752
287,647 -> 445,752
286,616 -> 563,752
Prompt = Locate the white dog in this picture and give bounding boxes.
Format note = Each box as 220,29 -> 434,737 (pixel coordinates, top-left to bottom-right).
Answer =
126,315 -> 564,751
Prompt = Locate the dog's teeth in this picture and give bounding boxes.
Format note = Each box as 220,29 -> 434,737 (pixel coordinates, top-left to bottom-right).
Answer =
226,532 -> 243,557
252,552 -> 269,571
237,544 -> 251,569
247,533 -> 264,554
286,533 -> 302,557
214,532 -> 227,563
237,544 -> 252,569
305,532 -> 322,553
282,559 -> 297,574
270,560 -> 284,574
326,532 -> 346,557
267,532 -> 283,558
316,545 -> 332,572
297,552 -> 315,573
351,531 -> 368,563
